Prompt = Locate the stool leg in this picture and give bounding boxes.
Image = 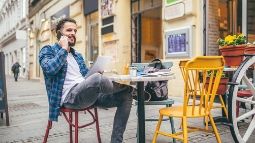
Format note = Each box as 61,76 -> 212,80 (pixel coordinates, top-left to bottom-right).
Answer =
251,104 -> 254,118
94,108 -> 101,143
69,112 -> 73,143
75,112 -> 78,143
236,101 -> 240,117
43,120 -> 52,143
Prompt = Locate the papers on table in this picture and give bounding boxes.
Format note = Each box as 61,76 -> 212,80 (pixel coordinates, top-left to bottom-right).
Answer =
85,56 -> 113,78
141,71 -> 172,77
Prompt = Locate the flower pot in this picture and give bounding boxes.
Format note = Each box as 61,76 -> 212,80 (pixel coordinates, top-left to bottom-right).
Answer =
219,45 -> 246,66
245,46 -> 255,55
205,77 -> 229,95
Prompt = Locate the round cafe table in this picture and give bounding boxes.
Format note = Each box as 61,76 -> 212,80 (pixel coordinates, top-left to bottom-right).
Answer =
106,73 -> 175,143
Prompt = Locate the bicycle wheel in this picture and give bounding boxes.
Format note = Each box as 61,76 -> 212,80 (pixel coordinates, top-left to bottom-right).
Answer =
228,56 -> 255,143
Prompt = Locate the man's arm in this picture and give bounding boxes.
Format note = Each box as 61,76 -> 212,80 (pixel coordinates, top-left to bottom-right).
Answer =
39,45 -> 68,76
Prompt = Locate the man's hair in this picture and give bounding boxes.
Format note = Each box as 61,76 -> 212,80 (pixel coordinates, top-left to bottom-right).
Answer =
55,17 -> 76,34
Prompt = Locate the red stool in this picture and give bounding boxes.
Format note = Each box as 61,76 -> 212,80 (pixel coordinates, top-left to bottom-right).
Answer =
43,106 -> 101,143
237,90 -> 253,117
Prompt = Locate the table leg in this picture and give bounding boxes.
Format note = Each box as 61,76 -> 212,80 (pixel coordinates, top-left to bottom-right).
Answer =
137,81 -> 145,143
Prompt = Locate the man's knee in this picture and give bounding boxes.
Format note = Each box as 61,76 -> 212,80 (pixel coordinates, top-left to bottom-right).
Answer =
100,76 -> 113,93
86,73 -> 103,86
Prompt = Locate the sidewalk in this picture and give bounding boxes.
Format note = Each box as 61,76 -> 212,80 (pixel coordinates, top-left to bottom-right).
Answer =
0,75 -> 247,143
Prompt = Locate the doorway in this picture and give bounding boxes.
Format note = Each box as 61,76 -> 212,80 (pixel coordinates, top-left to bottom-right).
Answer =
131,0 -> 163,63
141,8 -> 162,62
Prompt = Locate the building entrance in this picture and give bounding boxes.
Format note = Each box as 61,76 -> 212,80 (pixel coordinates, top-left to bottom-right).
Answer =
131,0 -> 162,63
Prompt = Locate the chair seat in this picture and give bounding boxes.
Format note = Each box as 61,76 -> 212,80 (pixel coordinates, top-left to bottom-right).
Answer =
134,98 -> 174,105
159,106 -> 209,118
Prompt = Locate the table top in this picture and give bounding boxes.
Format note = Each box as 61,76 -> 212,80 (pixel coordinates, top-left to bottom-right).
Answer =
105,72 -> 175,82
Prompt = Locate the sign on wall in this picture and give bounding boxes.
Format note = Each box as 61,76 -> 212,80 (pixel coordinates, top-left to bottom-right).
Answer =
165,27 -> 192,58
165,0 -> 183,6
101,0 -> 115,19
164,0 -> 195,20
50,6 -> 70,30
164,2 -> 185,20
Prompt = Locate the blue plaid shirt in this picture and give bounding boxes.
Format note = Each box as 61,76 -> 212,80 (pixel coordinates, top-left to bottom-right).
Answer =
39,43 -> 89,121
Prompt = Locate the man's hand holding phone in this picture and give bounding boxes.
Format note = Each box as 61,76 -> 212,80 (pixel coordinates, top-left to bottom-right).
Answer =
57,30 -> 70,52
59,35 -> 70,52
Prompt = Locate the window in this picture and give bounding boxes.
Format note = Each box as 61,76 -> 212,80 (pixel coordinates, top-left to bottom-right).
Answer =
101,16 -> 114,35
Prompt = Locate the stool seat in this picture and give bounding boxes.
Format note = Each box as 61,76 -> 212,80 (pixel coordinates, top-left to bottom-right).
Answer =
237,90 -> 253,97
236,90 -> 253,117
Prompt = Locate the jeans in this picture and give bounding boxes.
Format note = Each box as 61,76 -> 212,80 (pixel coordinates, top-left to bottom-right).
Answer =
14,72 -> 19,81
63,73 -> 133,143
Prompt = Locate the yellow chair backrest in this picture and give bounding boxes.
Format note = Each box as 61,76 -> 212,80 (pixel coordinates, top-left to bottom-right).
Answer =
183,56 -> 225,116
179,60 -> 190,80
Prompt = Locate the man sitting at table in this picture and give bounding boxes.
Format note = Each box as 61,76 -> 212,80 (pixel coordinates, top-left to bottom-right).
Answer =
39,17 -> 133,143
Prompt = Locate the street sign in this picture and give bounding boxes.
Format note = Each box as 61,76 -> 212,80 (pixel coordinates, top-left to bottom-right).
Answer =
0,52 -> 10,126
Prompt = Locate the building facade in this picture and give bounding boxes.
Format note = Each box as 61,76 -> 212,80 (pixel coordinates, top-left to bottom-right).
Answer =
24,0 -> 255,96
0,0 -> 28,78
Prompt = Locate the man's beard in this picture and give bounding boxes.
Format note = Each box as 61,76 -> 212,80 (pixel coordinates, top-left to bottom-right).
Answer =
68,36 -> 76,47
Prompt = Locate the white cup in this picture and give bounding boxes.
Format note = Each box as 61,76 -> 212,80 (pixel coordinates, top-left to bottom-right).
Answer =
129,66 -> 137,77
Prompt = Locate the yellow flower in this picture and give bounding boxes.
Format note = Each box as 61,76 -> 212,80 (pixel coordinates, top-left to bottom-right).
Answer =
225,35 -> 234,43
218,33 -> 246,47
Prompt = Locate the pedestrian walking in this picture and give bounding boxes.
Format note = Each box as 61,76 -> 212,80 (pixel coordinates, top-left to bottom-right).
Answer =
11,62 -> 21,82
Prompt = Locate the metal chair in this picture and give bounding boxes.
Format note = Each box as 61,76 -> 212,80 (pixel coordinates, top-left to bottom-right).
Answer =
43,106 -> 101,143
153,56 -> 224,143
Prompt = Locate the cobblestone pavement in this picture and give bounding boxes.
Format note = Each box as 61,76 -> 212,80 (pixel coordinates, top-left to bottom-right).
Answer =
0,76 -> 254,143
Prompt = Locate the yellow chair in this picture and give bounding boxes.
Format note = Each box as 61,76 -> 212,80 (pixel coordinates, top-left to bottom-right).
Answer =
152,56 -> 224,143
180,60 -> 228,122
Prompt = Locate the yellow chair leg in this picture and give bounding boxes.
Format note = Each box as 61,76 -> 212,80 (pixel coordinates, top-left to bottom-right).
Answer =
152,115 -> 163,143
219,95 -> 228,118
182,117 -> 188,143
208,114 -> 222,143
205,116 -> 208,130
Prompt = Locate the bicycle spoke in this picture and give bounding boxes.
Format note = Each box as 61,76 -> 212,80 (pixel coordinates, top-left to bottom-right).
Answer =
243,116 -> 255,142
237,109 -> 255,122
236,97 -> 255,105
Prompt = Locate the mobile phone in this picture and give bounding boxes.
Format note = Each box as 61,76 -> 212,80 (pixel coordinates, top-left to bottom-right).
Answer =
57,31 -> 70,46
57,30 -> 62,40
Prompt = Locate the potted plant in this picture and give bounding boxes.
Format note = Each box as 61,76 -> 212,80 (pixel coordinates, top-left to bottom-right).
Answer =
217,34 -> 247,66
244,42 -> 255,55
205,71 -> 229,95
